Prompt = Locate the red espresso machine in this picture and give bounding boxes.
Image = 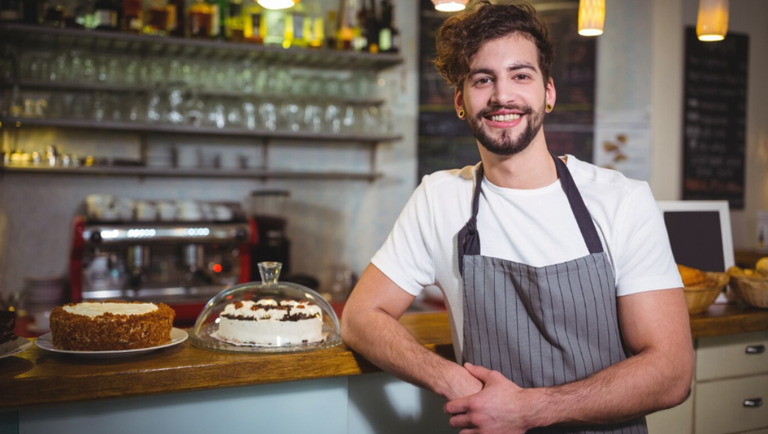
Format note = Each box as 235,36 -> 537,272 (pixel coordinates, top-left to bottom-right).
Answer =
69,199 -> 255,326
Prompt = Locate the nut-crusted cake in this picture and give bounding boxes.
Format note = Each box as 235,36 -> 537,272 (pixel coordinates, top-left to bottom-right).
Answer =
50,301 -> 175,351
218,298 -> 323,346
0,309 -> 16,345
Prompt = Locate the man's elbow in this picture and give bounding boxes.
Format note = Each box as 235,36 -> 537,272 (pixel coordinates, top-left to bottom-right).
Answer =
661,350 -> 694,409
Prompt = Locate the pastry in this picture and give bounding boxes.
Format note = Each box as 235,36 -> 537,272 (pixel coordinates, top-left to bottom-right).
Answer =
50,301 -> 175,351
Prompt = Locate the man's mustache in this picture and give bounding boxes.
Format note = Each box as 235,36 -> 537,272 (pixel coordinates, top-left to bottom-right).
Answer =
476,105 -> 534,118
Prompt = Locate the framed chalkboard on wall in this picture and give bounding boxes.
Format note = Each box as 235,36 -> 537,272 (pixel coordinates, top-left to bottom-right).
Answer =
682,27 -> 749,209
417,0 -> 596,180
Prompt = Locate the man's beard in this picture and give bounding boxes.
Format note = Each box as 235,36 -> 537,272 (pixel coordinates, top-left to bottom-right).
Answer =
466,102 -> 545,157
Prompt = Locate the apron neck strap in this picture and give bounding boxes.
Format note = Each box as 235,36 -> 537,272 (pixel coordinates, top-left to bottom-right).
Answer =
551,154 -> 603,254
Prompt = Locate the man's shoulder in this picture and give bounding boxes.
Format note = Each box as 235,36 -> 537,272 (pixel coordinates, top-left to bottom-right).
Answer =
566,155 -> 646,195
420,164 -> 478,190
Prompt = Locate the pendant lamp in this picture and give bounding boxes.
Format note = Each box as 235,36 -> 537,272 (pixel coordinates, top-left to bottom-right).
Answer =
258,0 -> 298,10
577,0 -> 605,37
696,0 -> 729,41
431,0 -> 468,12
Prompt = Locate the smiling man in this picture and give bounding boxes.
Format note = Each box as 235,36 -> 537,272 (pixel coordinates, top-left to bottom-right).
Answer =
342,2 -> 693,433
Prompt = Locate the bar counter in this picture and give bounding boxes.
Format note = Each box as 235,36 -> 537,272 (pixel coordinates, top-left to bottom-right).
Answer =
2,303 -> 767,411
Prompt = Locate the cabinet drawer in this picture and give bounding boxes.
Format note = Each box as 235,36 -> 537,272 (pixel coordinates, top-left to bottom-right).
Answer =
695,374 -> 768,434
697,331 -> 768,381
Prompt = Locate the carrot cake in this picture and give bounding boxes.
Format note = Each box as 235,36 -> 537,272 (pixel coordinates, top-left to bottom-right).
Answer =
50,301 -> 175,351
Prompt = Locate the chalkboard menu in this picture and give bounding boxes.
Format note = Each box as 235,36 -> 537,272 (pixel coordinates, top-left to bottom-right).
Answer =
417,0 -> 596,180
682,27 -> 749,209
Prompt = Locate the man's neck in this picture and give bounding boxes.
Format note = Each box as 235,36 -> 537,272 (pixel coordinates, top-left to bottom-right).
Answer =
478,135 -> 559,190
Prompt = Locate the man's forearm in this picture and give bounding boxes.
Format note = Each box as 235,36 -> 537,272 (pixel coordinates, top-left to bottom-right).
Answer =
342,308 -> 478,400
524,347 -> 692,427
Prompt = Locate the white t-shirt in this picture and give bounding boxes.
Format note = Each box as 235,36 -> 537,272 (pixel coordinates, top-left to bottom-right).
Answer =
372,155 -> 683,355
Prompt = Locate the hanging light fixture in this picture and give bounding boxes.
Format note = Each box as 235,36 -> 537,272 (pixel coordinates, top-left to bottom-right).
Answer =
258,0 -> 297,10
696,0 -> 729,41
577,0 -> 605,37
431,0 -> 468,12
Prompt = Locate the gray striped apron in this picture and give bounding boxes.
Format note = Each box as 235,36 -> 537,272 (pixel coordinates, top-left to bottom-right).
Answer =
457,155 -> 647,434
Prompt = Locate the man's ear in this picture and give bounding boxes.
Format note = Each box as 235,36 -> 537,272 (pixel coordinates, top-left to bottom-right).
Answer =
545,77 -> 556,110
454,86 -> 464,115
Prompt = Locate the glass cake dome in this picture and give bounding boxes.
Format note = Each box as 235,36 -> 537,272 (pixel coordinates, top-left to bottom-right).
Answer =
189,262 -> 342,353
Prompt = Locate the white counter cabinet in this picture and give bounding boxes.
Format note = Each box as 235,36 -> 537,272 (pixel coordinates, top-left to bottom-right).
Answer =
648,330 -> 768,434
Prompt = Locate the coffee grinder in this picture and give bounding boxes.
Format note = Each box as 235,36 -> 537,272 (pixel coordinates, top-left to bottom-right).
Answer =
247,190 -> 291,275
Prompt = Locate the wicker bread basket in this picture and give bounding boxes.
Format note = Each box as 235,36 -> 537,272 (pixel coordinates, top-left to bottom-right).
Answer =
683,272 -> 730,315
729,274 -> 768,309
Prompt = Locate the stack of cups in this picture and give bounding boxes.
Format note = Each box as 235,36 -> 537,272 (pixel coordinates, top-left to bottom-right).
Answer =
23,276 -> 65,333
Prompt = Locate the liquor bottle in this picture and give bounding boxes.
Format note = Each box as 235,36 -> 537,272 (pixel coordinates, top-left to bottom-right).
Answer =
324,9 -> 336,50
122,0 -> 141,32
143,0 -> 168,35
207,0 -> 225,39
225,0 -> 243,41
93,0 -> 119,30
336,0 -> 359,51
305,0 -> 323,49
261,7 -> 286,47
284,0 -> 306,48
241,0 -> 262,43
73,0 -> 94,28
42,1 -> 64,26
355,0 -> 368,51
188,0 -> 212,38
22,0 -> 43,24
1,0 -> 23,21
166,0 -> 184,37
378,0 -> 398,53
366,0 -> 378,53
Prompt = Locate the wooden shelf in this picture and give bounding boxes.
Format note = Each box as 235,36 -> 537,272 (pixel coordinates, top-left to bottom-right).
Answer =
0,117 -> 402,143
0,164 -> 381,181
0,23 -> 404,71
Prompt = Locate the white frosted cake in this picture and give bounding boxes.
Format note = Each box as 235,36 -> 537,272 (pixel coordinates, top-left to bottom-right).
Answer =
218,298 -> 323,346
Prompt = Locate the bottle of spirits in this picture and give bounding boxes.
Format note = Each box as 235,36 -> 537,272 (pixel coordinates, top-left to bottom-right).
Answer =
93,0 -> 119,30
188,0 -> 212,38
73,0 -> 94,27
284,0 -> 306,48
207,0 -> 225,39
325,9 -> 336,50
355,0 -> 368,51
378,0 -> 398,53
336,0 -> 359,51
0,0 -> 23,22
23,0 -> 43,24
241,0 -> 262,43
305,0 -> 323,49
143,0 -> 168,35
261,7 -> 286,47
166,0 -> 184,37
225,0 -> 243,41
366,0 -> 378,53
42,1 -> 64,26
122,0 -> 141,32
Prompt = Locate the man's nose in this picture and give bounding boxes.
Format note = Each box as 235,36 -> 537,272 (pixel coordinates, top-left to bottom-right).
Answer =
492,79 -> 518,105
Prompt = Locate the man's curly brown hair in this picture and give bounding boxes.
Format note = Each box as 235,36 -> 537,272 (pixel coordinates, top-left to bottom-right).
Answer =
433,1 -> 555,89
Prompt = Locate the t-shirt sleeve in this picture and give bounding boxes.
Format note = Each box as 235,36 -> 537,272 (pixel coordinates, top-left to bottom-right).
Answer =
613,183 -> 684,296
371,178 -> 436,296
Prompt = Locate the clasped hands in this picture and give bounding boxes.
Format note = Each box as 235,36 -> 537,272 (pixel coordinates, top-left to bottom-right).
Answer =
444,362 -> 534,434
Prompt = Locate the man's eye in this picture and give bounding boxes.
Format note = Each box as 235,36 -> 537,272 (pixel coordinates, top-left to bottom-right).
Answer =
515,74 -> 530,80
474,77 -> 492,85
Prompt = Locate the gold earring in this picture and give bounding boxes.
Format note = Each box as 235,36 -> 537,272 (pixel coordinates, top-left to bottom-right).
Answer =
546,103 -> 553,112
458,109 -> 465,119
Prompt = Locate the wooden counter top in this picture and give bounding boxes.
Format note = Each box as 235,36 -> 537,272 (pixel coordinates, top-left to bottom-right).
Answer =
1,304 -> 767,411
